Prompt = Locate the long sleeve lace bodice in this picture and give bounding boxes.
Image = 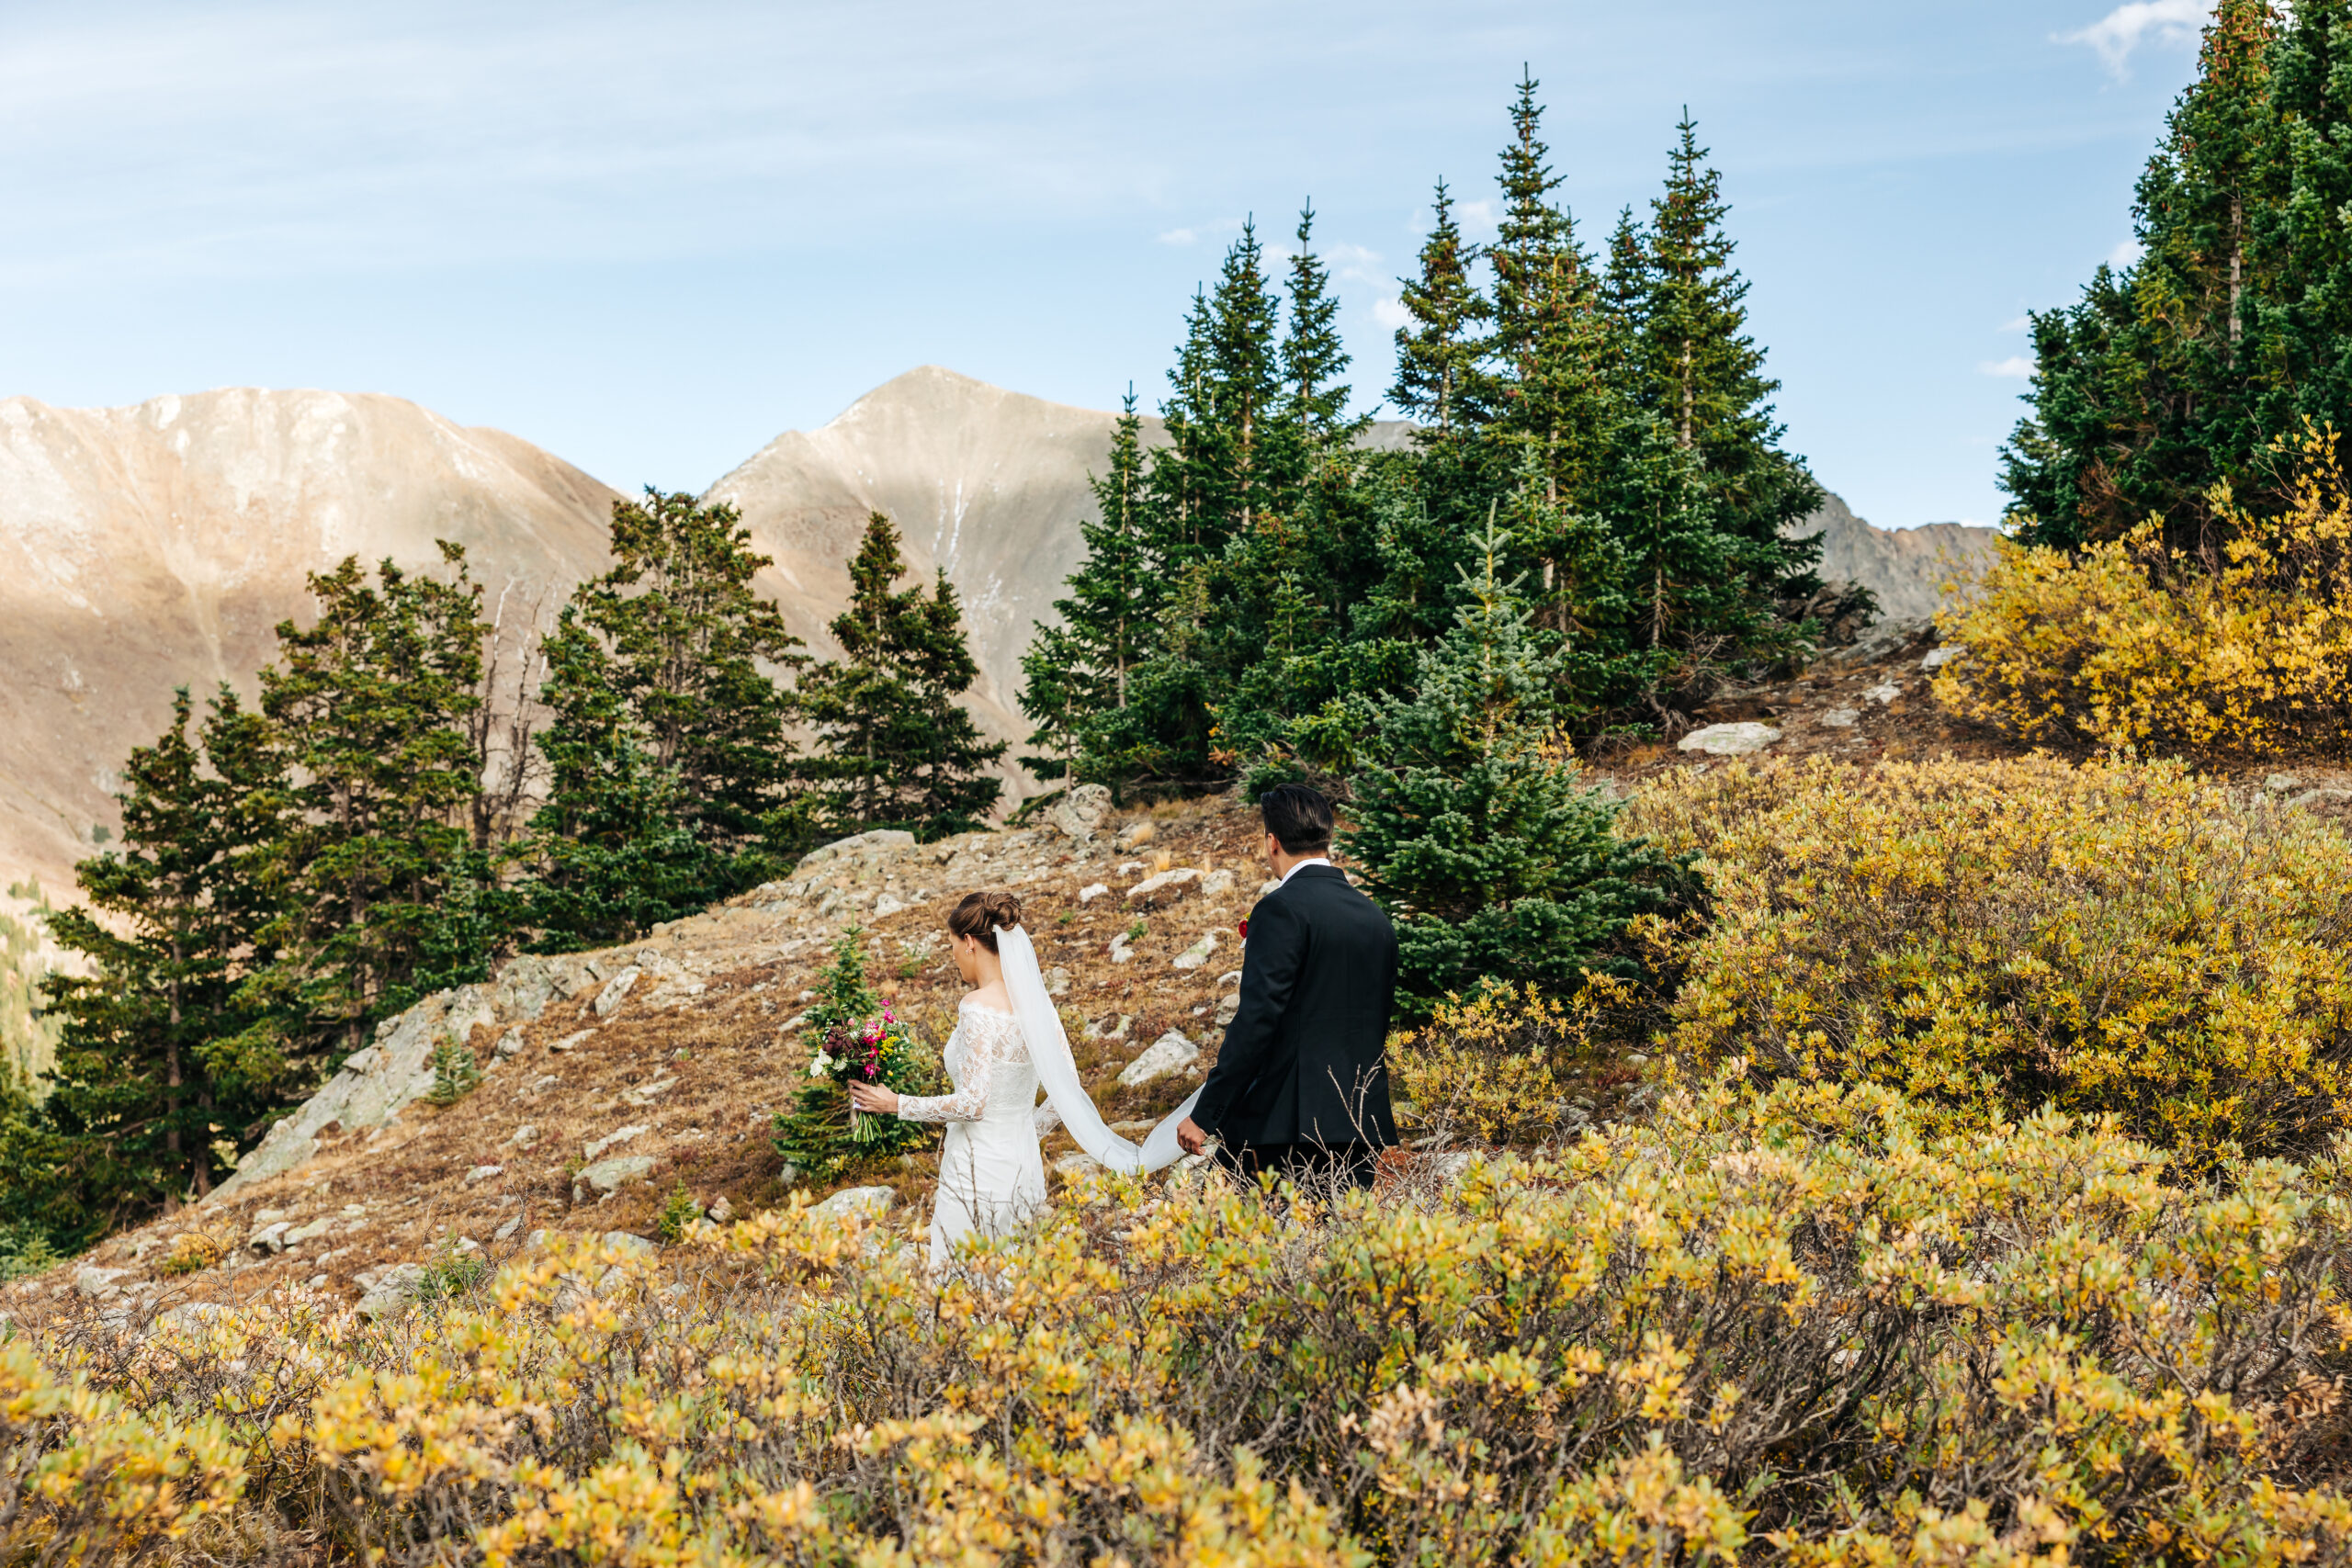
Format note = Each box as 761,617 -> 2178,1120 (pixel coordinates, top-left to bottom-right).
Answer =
896,1000 -> 1031,1123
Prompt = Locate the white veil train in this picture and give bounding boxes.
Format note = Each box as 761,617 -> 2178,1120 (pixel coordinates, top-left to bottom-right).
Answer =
999,924 -> 1199,1173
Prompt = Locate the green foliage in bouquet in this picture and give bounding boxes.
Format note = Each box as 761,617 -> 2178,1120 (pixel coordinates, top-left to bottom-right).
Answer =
773,928 -> 938,1179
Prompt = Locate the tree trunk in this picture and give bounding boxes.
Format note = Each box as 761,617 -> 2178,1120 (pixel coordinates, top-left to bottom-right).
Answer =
2229,195 -> 2244,367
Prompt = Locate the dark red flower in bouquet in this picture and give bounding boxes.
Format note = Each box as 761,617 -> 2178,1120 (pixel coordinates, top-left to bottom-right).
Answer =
1238,919 -> 1249,941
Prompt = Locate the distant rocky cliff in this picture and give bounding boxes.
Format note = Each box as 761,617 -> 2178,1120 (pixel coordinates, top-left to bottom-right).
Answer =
1792,491 -> 2001,622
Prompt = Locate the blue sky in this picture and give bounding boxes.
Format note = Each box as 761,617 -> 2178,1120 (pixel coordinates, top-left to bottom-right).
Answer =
0,1 -> 2210,528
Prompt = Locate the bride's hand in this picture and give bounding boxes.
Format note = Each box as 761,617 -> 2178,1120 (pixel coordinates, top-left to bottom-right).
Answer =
848,1081 -> 899,1114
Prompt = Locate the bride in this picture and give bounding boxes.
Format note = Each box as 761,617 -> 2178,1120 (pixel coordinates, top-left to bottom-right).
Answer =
848,890 -> 1197,1265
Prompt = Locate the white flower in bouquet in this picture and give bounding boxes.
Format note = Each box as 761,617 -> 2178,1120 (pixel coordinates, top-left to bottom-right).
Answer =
808,1049 -> 833,1078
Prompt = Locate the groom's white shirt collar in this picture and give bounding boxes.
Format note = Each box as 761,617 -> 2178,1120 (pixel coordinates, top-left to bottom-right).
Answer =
1277,856 -> 1333,887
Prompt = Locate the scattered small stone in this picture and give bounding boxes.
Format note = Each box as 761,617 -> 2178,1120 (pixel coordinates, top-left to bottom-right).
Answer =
1053,1151 -> 1105,1179
511,1124 -> 540,1150
1086,1013 -> 1132,1042
1215,993 -> 1240,1029
873,893 -> 907,917
583,1124 -> 649,1161
464,1164 -> 504,1186
1200,869 -> 1237,899
1078,882 -> 1110,904
810,1186 -> 896,1221
74,1266 -> 129,1299
1116,821 -> 1156,851
1921,647 -> 1965,671
247,1223 -> 291,1255
493,1029 -> 525,1058
594,969 -> 639,1018
1109,931 -> 1136,964
1045,966 -> 1070,997
1863,682 -> 1902,705
1172,932 -> 1219,970
575,1155 -> 656,1197
602,1231 -> 658,1258
1818,708 -> 1860,729
707,1195 -> 733,1224
525,1074 -> 560,1096
1046,784 -> 1112,840
1118,1030 -> 1200,1089
357,1262 -> 427,1321
622,1077 -> 677,1107
2267,773 -> 2302,793
1216,970 -> 1242,988
1678,722 -> 1781,757
493,1216 -> 523,1242
1126,867 -> 1199,902
548,1030 -> 594,1054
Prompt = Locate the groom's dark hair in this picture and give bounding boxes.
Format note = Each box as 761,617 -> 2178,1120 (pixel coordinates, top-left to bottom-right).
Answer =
1260,784 -> 1333,855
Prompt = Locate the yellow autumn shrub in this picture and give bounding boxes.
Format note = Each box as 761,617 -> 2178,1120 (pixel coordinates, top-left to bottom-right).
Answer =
10,1074 -> 2352,1565
1387,977 -> 1630,1145
1624,753 -> 2352,1168
1937,429 -> 2352,761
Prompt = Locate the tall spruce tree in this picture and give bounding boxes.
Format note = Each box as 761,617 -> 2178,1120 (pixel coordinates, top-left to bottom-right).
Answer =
1344,512 -> 1678,1011
36,688 -> 286,1235
250,547 -> 488,1063
799,513 -> 1005,839
2000,0 -> 2345,551
1631,114 -> 1820,547
525,491 -> 808,946
1390,181 -> 1493,437
560,491 -> 807,851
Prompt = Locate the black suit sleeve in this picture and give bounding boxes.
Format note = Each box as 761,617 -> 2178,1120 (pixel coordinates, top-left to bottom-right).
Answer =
1191,891 -> 1304,1135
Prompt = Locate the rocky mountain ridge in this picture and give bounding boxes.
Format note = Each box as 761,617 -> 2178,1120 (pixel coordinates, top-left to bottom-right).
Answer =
0,367 -> 1983,910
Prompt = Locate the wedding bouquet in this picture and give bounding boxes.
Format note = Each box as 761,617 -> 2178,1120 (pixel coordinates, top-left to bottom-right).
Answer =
808,1008 -> 928,1145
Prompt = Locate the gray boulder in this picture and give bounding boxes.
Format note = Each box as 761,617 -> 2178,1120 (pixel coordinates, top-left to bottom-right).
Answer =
1677,723 -> 1781,757
576,1155 -> 655,1197
1118,1030 -> 1199,1089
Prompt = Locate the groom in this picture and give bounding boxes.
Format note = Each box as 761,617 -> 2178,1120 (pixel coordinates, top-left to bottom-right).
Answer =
1176,784 -> 1398,1190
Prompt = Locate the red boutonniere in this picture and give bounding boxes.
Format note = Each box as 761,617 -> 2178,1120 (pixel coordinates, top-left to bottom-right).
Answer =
1237,919 -> 1250,942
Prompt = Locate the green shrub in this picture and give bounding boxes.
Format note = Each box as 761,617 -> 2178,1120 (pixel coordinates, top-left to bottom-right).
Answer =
655,1179 -> 702,1245
422,1035 -> 481,1107
1624,753 -> 2352,1169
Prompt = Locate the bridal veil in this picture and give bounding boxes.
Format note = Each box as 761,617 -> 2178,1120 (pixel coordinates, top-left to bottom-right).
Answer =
997,924 -> 1199,1173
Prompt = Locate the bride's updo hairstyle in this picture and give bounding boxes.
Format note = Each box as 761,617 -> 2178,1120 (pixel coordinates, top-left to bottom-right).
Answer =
947,890 -> 1023,953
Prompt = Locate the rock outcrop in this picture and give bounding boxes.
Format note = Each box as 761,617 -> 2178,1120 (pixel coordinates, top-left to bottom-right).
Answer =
1791,492 -> 2002,623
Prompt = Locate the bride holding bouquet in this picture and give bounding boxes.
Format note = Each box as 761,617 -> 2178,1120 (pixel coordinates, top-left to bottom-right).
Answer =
850,890 -> 1195,1265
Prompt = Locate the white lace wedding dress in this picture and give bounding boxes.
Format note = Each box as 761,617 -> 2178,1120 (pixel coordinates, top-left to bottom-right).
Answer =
891,926 -> 1203,1268
894,998 -> 1047,1266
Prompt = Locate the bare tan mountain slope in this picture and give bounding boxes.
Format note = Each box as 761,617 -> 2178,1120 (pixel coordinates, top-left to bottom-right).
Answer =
0,389 -> 623,897
704,366 -> 1137,760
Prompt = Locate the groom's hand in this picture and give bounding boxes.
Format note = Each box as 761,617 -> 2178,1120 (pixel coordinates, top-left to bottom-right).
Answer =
1177,1117 -> 1207,1156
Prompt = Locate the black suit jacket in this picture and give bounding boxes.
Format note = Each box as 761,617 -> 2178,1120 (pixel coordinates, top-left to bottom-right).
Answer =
1193,864 -> 1399,1151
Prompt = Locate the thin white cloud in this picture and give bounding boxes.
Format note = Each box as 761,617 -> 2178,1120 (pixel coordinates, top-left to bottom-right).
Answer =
2000,314 -> 2032,333
2057,0 -> 2213,77
1157,228 -> 1197,245
1373,295 -> 1410,330
1980,355 -> 2036,378
2109,236 -> 2146,268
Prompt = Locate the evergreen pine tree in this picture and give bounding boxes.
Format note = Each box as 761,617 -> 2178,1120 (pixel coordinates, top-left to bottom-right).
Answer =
37,686 -> 287,1235
2001,0 -> 2317,550
560,491 -> 808,851
1632,112 -> 1821,549
1390,181 -> 1493,436
1016,389 -> 1157,777
522,611 -> 732,951
799,513 -> 1005,839
251,547 -> 488,1062
1343,512 -> 1679,1010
